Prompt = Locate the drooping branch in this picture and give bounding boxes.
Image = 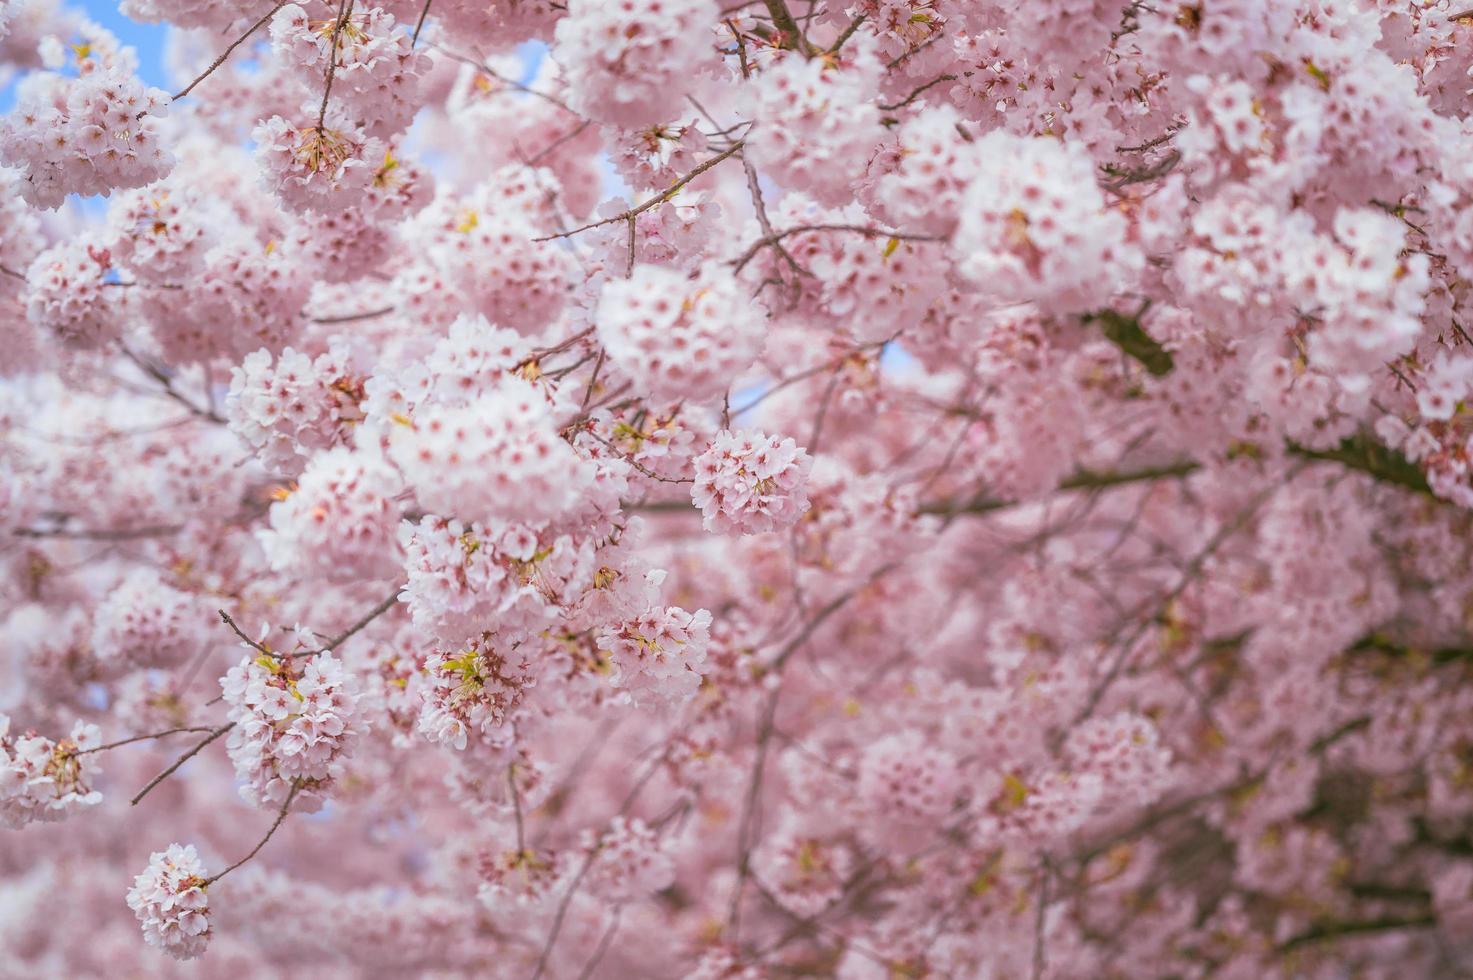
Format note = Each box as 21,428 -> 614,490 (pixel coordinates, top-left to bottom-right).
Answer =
315,0 -> 355,133
203,779 -> 302,885
411,0 -> 433,45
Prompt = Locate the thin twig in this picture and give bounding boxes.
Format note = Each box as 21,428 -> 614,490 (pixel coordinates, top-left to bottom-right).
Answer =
119,346 -> 224,423
69,726 -> 216,757
536,142 -> 745,242
429,44 -> 576,114
131,723 -> 236,806
506,761 -> 529,843
310,305 -> 396,325
218,609 -> 273,656
411,0 -> 433,44
316,0 -> 354,132
531,745 -> 672,979
729,688 -> 781,938
878,74 -> 957,111
575,907 -> 624,980
313,590 -> 401,655
1031,861 -> 1051,980
732,223 -> 942,273
171,3 -> 288,102
13,523 -> 183,540
526,119 -> 593,167
204,780 -> 302,885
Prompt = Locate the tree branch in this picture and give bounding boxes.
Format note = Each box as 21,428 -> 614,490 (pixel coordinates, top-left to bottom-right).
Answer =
536,142 -> 745,242
131,723 -> 236,806
171,3 -> 288,102
203,779 -> 302,885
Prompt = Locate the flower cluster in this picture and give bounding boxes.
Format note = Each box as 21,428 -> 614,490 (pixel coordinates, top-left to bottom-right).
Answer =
388,378 -> 597,528
141,239 -> 313,363
22,241 -> 116,348
258,447 -> 403,580
226,345 -> 364,473
0,714 -> 102,829
0,62 -> 173,209
398,516 -> 588,647
220,651 -> 363,811
252,113 -> 378,214
417,638 -> 529,750
691,430 -> 812,535
90,568 -> 201,670
744,50 -> 884,207
596,604 -> 712,706
125,844 -> 211,961
583,816 -> 676,900
952,132 -> 1140,313
554,0 -> 719,127
595,263 -> 766,403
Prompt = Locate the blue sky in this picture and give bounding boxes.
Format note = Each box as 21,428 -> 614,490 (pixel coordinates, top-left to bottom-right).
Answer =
75,1 -> 171,86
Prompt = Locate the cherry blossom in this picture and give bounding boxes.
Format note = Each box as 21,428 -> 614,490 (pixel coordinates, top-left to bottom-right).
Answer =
3,1 -> 1473,975
125,843 -> 211,960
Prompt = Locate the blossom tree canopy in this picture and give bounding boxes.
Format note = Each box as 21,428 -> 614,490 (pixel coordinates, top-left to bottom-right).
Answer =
5,0 -> 1473,976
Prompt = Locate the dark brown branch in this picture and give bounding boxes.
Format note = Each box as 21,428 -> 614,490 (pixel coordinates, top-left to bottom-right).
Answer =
1286,435 -> 1434,498
761,0 -> 815,55
411,0 -> 433,44
828,13 -> 867,53
919,461 -> 1202,515
879,74 -> 957,111
218,609 -> 273,656
13,523 -> 183,540
1277,915 -> 1436,952
313,590 -> 401,655
310,304 -> 396,325
1031,861 -> 1051,980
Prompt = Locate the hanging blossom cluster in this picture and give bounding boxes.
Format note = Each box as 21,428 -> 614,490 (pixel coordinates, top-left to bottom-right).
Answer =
10,0 -> 1473,976
125,843 -> 211,960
